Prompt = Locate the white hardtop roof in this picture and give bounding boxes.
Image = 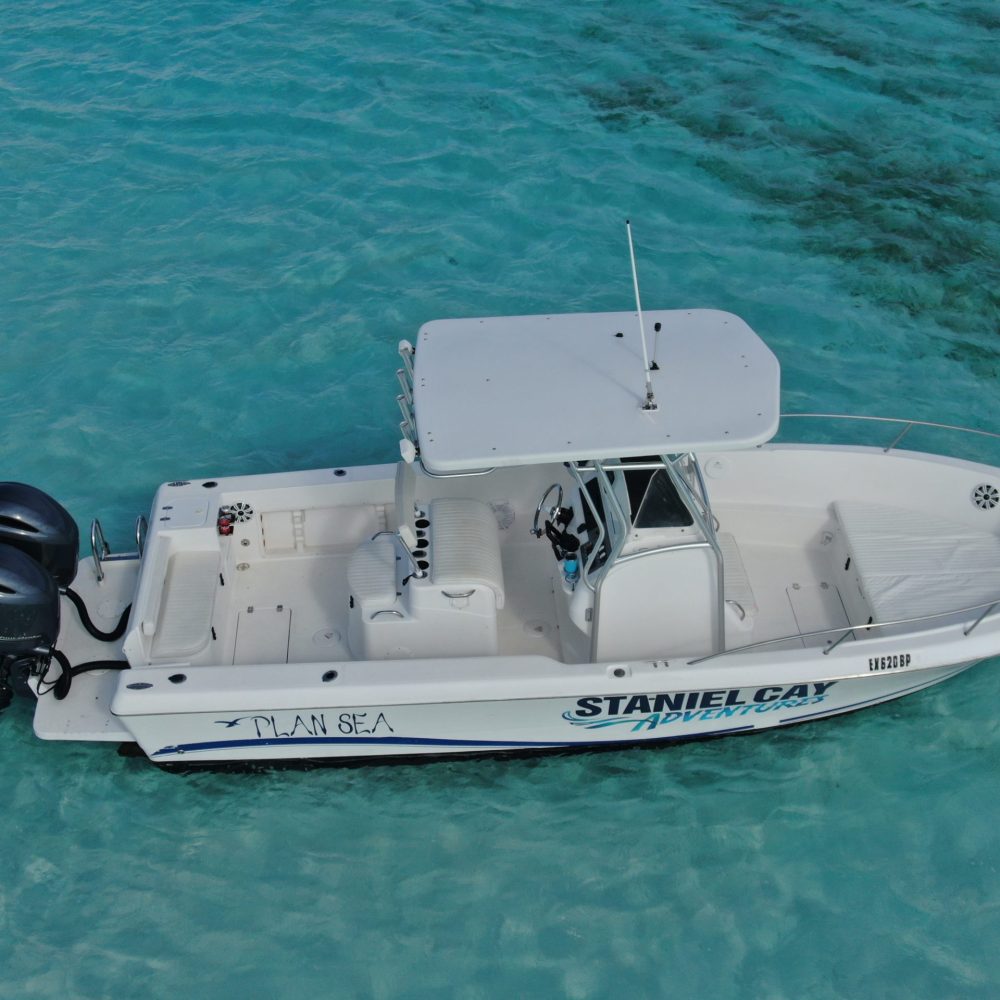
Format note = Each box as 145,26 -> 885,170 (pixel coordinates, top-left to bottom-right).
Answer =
412,308 -> 781,473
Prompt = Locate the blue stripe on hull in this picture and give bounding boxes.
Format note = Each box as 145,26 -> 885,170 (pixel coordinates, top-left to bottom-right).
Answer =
153,725 -> 757,758
151,669 -> 971,759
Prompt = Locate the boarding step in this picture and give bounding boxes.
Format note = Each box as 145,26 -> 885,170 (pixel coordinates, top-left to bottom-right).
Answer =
33,668 -> 131,742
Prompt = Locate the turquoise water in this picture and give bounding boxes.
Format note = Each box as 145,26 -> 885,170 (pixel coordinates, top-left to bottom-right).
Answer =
1,0 -> 999,995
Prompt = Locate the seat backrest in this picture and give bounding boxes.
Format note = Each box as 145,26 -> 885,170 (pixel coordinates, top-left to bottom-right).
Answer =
429,498 -> 505,609
348,536 -> 399,608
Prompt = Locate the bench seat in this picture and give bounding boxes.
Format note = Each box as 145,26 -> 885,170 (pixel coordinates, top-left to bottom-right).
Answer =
833,501 -> 1000,622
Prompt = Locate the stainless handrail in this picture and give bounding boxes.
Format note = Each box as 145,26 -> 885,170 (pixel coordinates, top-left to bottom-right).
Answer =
687,596 -> 1000,666
680,453 -> 720,532
575,462 -> 666,472
689,454 -> 710,500
568,462 -> 604,592
90,517 -> 146,581
371,529 -> 426,579
779,413 -> 1000,452
661,456 -> 725,653
589,461 -> 633,660
416,460 -> 496,479
135,515 -> 147,557
90,519 -> 110,582
964,602 -> 997,637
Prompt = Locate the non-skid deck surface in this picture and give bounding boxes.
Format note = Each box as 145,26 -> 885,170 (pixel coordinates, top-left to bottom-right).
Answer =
219,542 -> 562,664
729,540 -> 848,650
225,553 -> 354,664
496,543 -> 561,658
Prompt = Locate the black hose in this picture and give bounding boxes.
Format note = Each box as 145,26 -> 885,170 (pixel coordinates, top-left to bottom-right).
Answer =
62,587 -> 131,643
48,648 -> 127,701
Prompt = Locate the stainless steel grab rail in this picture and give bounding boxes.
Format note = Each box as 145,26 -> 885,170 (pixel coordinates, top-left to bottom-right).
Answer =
90,519 -> 111,582
779,413 -> 1000,453
91,516 -> 148,581
687,596 -> 1000,665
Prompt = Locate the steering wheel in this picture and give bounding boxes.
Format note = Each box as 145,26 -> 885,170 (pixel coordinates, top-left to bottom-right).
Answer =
531,483 -> 564,538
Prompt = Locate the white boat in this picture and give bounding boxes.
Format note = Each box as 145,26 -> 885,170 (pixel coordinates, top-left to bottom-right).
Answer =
3,304 -> 1000,768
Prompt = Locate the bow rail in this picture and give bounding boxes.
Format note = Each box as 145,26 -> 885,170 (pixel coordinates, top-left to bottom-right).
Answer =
687,596 -> 1000,666
778,413 -> 1000,455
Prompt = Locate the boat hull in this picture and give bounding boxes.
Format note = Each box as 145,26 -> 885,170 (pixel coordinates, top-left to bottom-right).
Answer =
29,439 -> 1000,768
124,661 -> 974,766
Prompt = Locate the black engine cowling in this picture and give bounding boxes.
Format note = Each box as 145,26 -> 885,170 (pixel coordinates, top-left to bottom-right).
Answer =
0,482 -> 78,587
0,543 -> 59,656
0,484 -> 130,710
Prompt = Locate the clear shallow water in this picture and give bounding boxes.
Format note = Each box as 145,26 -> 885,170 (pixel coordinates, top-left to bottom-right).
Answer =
1,1 -> 998,996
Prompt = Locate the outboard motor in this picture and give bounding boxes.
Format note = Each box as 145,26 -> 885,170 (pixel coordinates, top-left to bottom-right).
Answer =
0,484 -> 129,711
0,543 -> 60,709
0,483 -> 78,588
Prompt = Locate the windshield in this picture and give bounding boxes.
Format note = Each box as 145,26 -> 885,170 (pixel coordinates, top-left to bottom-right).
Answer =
628,467 -> 693,529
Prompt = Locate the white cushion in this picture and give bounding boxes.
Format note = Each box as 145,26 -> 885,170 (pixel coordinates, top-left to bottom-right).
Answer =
429,498 -> 505,609
348,537 -> 398,607
834,501 -> 1000,620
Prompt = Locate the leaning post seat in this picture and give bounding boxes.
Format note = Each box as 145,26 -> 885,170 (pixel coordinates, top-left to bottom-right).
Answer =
428,498 -> 505,609
346,499 -> 506,660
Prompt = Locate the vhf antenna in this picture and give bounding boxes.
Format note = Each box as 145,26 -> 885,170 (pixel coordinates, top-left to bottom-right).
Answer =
626,220 -> 657,411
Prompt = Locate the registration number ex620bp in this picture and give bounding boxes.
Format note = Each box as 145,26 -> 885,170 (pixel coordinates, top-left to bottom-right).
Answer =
869,653 -> 912,672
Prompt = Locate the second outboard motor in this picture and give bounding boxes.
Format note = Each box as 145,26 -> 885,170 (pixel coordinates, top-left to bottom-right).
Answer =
0,483 -> 79,587
0,543 -> 60,709
0,544 -> 60,654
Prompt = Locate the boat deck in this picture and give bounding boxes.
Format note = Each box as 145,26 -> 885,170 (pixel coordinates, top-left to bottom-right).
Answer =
730,539 -> 849,651
134,501 -> 857,669
216,539 -> 562,665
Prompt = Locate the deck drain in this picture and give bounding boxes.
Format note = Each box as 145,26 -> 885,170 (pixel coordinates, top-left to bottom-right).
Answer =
312,628 -> 342,646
